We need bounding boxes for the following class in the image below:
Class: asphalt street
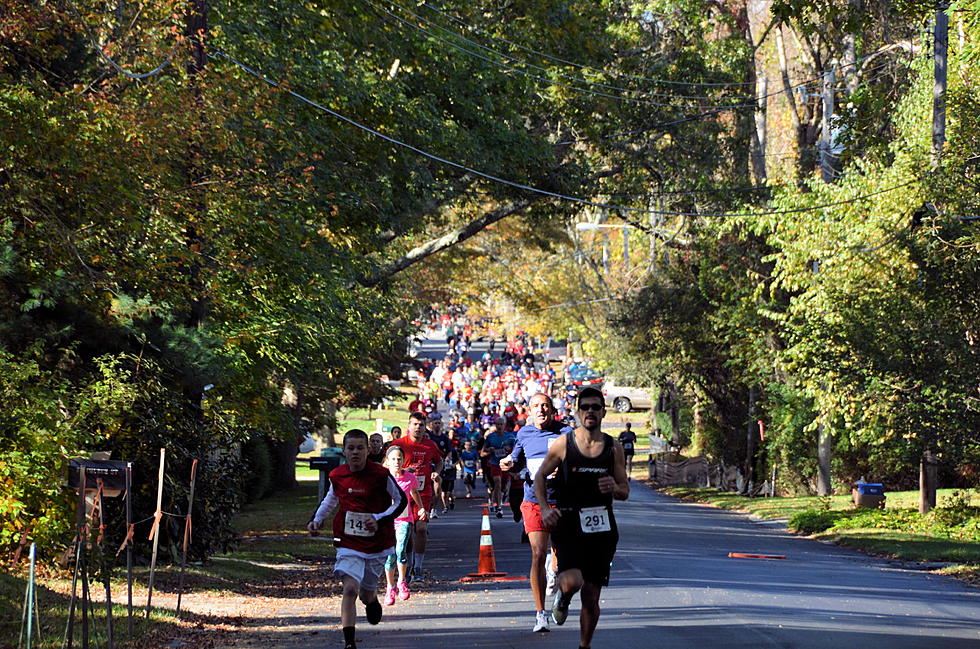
[351,483,979,649]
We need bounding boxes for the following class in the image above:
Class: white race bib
[526,438,559,480]
[345,511,374,537]
[579,506,612,534]
[494,447,509,458]
[415,473,426,491]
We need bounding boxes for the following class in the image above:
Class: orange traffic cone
[462,506,508,581]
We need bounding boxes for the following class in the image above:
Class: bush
[788,509,841,534]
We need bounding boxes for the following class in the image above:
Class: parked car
[568,366,604,389]
[602,377,653,413]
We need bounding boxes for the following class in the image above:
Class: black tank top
[556,431,618,537]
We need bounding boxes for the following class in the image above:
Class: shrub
[788,509,840,534]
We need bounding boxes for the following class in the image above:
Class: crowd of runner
[309,316,633,649]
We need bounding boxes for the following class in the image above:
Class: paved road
[219,481,979,649]
[349,483,978,649]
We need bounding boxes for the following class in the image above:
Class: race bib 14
[345,511,375,537]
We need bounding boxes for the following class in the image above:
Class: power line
[419,1,909,92]
[420,1,762,88]
[356,0,761,111]
[64,0,178,80]
[368,0,822,103]
[212,50,916,220]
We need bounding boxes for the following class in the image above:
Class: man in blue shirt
[481,417,515,518]
[500,393,573,633]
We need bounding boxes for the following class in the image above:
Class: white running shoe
[430,509,440,519]
[545,566,557,599]
[533,610,550,633]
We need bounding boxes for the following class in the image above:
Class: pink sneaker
[397,581,410,601]
[384,586,397,606]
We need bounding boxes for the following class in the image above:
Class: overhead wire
[211,49,916,220]
[366,0,822,103]
[356,0,761,111]
[63,0,178,80]
[418,1,911,92]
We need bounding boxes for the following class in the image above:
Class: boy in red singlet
[308,430,407,649]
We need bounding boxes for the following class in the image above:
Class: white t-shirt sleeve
[312,483,339,524]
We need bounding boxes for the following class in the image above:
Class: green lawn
[662,486,980,584]
[663,486,980,520]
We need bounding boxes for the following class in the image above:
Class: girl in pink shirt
[383,445,425,605]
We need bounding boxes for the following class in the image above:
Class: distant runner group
[308,323,632,649]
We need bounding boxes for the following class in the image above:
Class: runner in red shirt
[389,411,443,577]
[308,430,407,649]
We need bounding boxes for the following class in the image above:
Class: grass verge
[661,486,980,586]
[1,482,334,649]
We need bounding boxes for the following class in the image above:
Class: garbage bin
[852,482,886,509]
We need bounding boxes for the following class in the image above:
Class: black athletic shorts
[463,473,476,487]
[552,524,618,586]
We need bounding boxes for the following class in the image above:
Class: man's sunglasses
[578,403,604,412]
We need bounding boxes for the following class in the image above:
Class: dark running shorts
[552,525,618,587]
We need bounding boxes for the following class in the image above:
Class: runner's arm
[499,434,522,471]
[409,485,425,516]
[610,441,630,501]
[308,483,339,534]
[533,435,566,506]
[374,474,408,526]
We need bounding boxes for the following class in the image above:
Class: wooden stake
[176,459,199,615]
[125,464,133,638]
[145,449,166,617]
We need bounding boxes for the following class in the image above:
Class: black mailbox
[309,456,342,472]
[68,458,130,496]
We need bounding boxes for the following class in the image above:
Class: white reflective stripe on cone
[480,535,493,546]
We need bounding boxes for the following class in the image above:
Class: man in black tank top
[533,387,630,649]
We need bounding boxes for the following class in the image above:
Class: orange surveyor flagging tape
[459,506,527,583]
[728,552,787,560]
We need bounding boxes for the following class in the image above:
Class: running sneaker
[449,501,455,510]
[366,598,383,625]
[384,586,396,606]
[551,589,569,626]
[495,507,503,519]
[441,507,449,514]
[545,566,557,599]
[397,580,410,601]
[533,610,551,633]
[430,509,440,519]
[344,643,357,649]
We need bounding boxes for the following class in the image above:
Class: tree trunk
[816,416,832,495]
[919,449,938,514]
[669,380,681,448]
[319,399,339,448]
[743,386,757,494]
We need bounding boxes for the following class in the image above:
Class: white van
[601,377,653,413]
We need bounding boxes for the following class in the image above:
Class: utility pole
[820,65,837,183]
[932,2,949,166]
